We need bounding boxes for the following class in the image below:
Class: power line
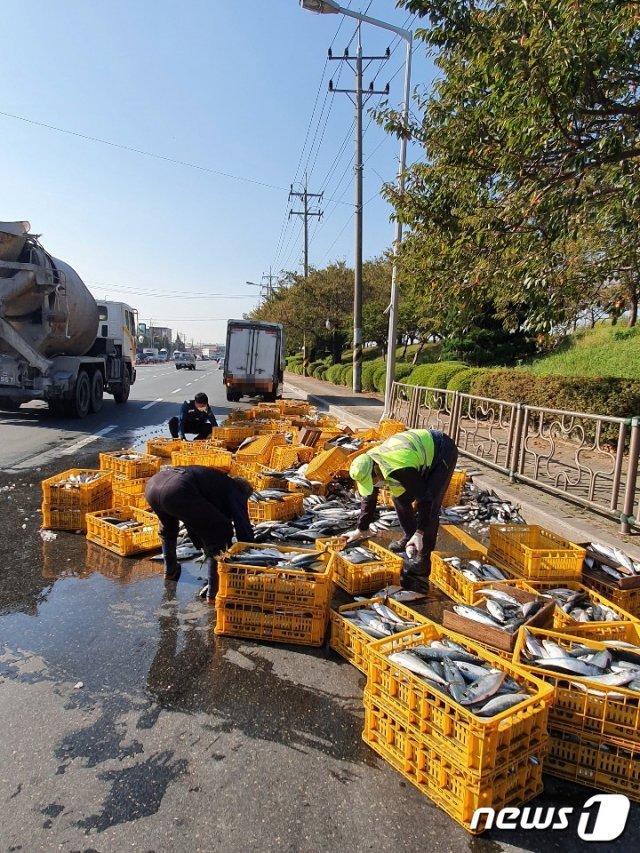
[0,109,288,192]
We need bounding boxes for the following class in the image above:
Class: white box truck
[223,320,285,402]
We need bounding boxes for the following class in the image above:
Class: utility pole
[329,33,389,393]
[262,267,276,299]
[290,176,323,375]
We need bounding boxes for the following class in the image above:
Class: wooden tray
[579,542,640,590]
[442,583,555,653]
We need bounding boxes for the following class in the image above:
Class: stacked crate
[41,468,113,532]
[214,543,334,646]
[364,622,553,833]
[487,525,585,582]
[329,597,429,673]
[318,538,402,595]
[513,626,640,801]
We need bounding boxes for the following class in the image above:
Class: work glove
[345,529,366,545]
[405,531,424,559]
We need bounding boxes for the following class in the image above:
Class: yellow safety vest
[368,429,435,497]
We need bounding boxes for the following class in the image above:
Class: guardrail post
[621,417,640,534]
[510,404,526,481]
[611,420,627,512]
[450,391,461,442]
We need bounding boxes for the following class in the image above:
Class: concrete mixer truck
[0,221,137,417]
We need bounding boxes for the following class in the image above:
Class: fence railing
[388,381,640,534]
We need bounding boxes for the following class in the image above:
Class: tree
[375,1,640,333]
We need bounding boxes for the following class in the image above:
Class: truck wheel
[263,392,276,403]
[90,371,104,413]
[226,391,240,402]
[114,368,131,404]
[69,370,91,418]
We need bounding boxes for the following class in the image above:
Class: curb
[283,380,380,429]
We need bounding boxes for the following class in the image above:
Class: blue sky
[2,1,433,345]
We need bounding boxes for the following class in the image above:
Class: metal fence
[388,382,640,534]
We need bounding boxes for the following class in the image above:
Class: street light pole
[300,0,412,412]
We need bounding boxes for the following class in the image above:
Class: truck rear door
[226,324,253,379]
[252,327,278,382]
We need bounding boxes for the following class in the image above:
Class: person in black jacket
[145,466,254,600]
[168,392,218,440]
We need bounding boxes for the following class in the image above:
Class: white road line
[60,425,117,456]
[142,398,163,410]
[171,388,182,394]
[185,382,193,387]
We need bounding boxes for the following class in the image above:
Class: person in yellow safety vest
[346,428,458,586]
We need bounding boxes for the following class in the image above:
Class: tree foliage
[377,1,640,328]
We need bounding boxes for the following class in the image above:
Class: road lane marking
[171,388,182,394]
[60,425,117,456]
[142,398,163,410]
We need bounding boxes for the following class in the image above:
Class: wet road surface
[0,444,638,851]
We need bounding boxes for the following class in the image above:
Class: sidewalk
[284,371,640,558]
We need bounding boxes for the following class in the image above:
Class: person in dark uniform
[144,465,254,600]
[168,392,218,440]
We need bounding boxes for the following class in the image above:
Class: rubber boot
[162,537,181,582]
[198,554,218,603]
[401,554,431,591]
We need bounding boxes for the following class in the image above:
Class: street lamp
[300,1,412,413]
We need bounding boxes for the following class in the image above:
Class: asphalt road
[0,361,237,472]
[0,373,637,852]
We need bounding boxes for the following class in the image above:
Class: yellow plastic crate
[327,539,403,596]
[353,427,380,441]
[513,626,640,745]
[251,403,281,417]
[41,504,87,532]
[377,488,395,508]
[367,623,553,776]
[171,448,233,471]
[363,695,545,835]
[214,596,328,647]
[582,573,640,618]
[546,729,640,801]
[236,434,287,465]
[99,450,161,479]
[276,400,312,416]
[442,470,467,507]
[431,550,522,605]
[41,468,113,512]
[488,524,585,581]
[526,580,638,630]
[269,445,300,471]
[85,507,161,556]
[561,621,640,644]
[296,445,317,464]
[210,425,259,448]
[216,542,333,608]
[145,437,184,458]
[304,446,350,484]
[377,419,405,439]
[112,476,151,510]
[330,598,429,673]
[247,492,304,523]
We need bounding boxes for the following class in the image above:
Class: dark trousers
[145,467,233,559]
[168,416,212,440]
[392,431,458,560]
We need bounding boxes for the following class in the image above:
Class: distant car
[175,352,196,370]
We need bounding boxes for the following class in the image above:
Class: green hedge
[326,364,344,385]
[339,364,353,387]
[447,368,489,394]
[471,370,640,419]
[405,364,438,388]
[373,362,387,394]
